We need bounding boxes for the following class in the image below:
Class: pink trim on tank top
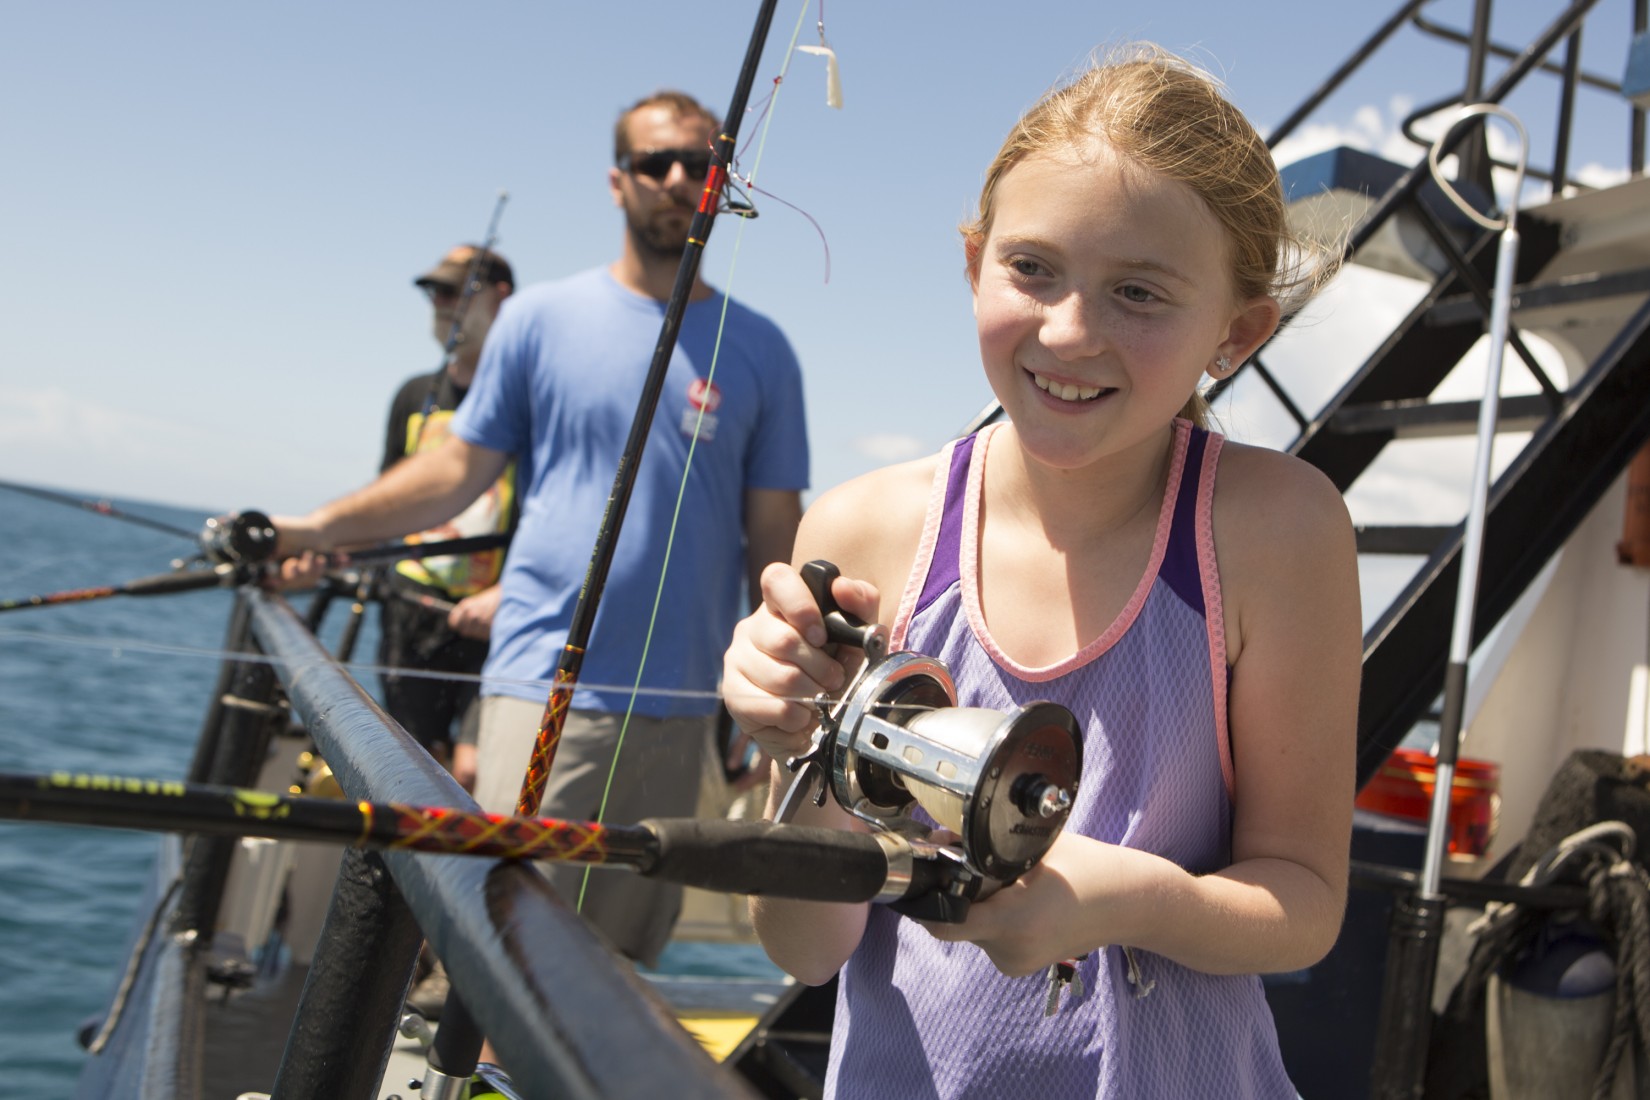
[959,421,1190,682]
[1195,432,1235,796]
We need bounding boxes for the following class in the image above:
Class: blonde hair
[961,45,1330,427]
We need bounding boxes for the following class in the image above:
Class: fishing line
[0,625,933,714]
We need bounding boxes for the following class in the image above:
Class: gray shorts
[473,694,711,968]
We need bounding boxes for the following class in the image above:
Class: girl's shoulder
[1210,439,1358,632]
[798,452,947,617]
[1212,439,1352,544]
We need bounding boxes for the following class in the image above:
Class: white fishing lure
[797,43,842,109]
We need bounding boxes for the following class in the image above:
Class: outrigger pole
[1370,105,1530,1100]
[0,769,948,905]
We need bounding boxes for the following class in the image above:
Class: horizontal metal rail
[244,588,752,1100]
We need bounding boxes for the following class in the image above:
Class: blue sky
[2,1,1639,518]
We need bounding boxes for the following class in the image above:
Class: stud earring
[1215,355,1232,376]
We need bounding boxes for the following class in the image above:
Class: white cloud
[0,387,366,514]
[1271,95,1422,167]
[1574,162,1631,191]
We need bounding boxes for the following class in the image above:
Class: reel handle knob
[1012,773,1074,819]
[800,559,888,662]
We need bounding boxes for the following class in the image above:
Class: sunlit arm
[733,470,932,985]
[273,434,509,556]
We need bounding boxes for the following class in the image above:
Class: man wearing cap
[376,245,516,787]
[272,89,808,970]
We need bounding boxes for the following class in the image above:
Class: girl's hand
[915,832,1127,978]
[723,561,880,761]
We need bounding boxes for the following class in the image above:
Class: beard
[626,202,694,260]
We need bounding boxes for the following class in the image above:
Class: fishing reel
[196,510,277,567]
[776,561,1082,920]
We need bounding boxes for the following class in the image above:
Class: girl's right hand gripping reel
[775,560,1083,921]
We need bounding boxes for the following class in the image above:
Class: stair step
[1354,525,1455,555]
[1426,266,1650,327]
[1330,393,1553,438]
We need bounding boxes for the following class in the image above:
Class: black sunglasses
[619,147,714,182]
[419,282,461,302]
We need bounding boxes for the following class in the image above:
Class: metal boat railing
[83,586,751,1100]
[246,588,750,1099]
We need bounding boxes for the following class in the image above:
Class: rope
[1455,821,1650,1097]
[1586,850,1650,1098]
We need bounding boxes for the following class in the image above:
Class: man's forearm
[279,436,508,554]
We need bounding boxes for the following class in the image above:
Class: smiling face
[971,142,1275,472]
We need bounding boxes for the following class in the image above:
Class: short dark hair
[614,91,720,164]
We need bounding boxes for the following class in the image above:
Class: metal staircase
[1217,0,1650,790]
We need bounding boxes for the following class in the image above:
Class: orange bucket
[1356,748,1501,857]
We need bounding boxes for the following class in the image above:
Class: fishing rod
[0,769,980,913]
[0,516,509,615]
[411,192,511,452]
[194,511,509,571]
[391,587,456,615]
[285,533,510,572]
[436,191,509,372]
[0,564,236,613]
[512,0,782,819]
[0,478,199,540]
[407,7,789,1090]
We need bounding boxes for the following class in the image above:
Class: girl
[723,46,1360,1099]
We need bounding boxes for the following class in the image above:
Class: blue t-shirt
[451,267,809,716]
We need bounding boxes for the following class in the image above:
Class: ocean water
[0,491,247,1090]
[0,488,781,1092]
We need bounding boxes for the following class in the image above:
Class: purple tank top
[824,420,1297,1099]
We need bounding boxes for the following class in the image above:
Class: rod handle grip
[122,567,232,597]
[642,818,889,902]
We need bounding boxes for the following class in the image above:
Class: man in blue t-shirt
[274,90,809,968]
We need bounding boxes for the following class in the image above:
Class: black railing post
[1552,28,1582,197]
[270,848,423,1100]
[185,591,257,784]
[174,606,283,937]
[1369,894,1450,1098]
[1635,0,1648,174]
[1456,0,1497,196]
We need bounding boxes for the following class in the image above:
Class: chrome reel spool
[778,561,1082,883]
[825,650,1081,880]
